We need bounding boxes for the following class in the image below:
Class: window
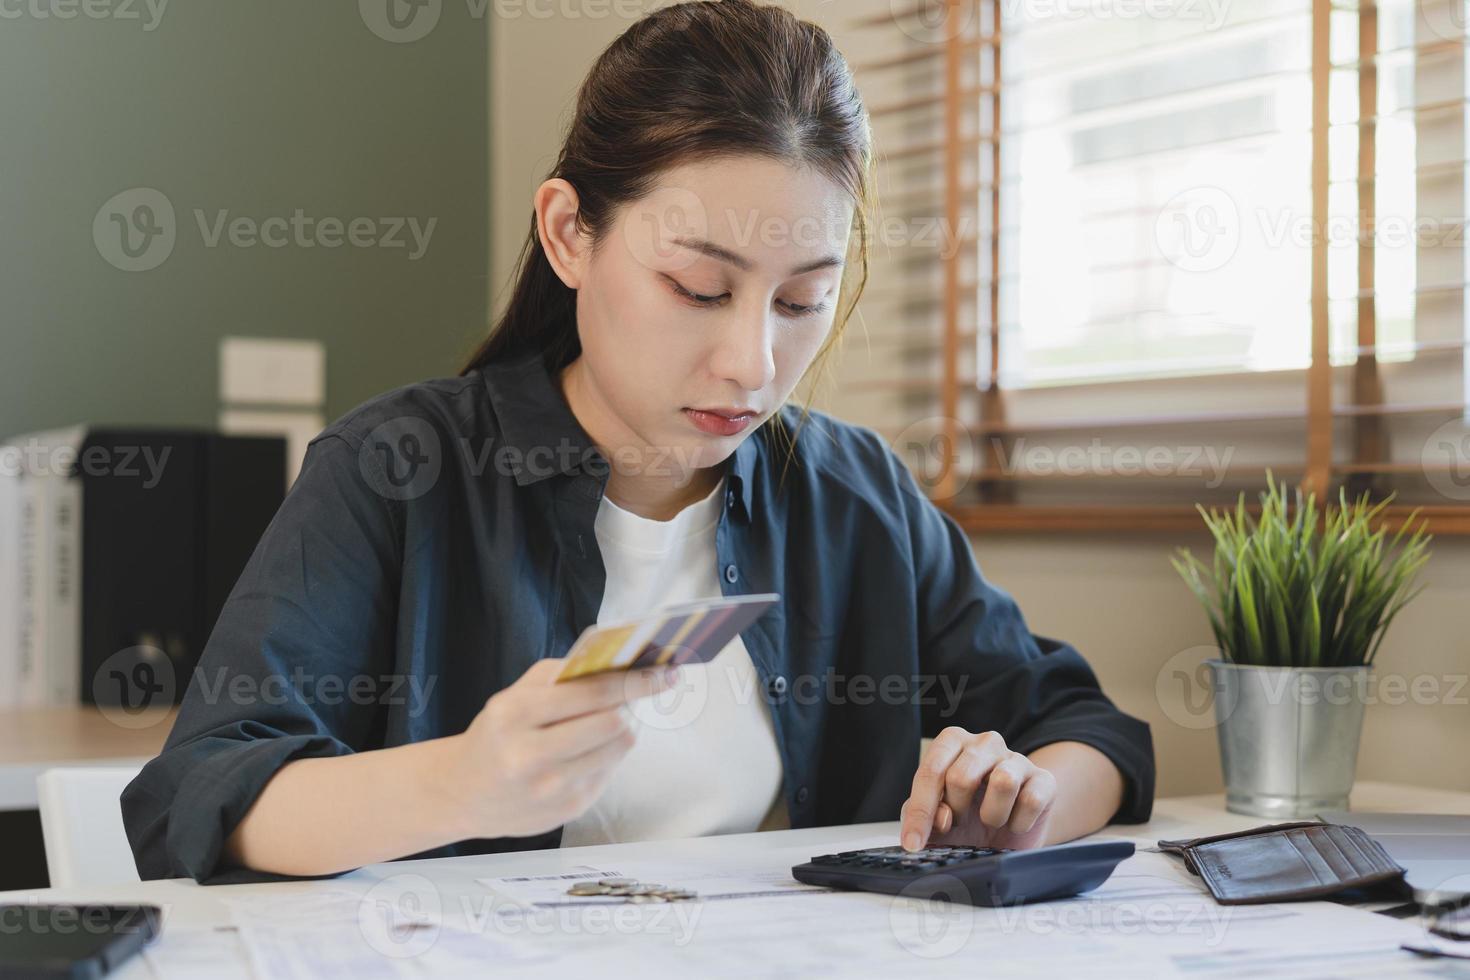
[829,0,1470,533]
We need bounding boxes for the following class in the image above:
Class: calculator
[791,839,1135,906]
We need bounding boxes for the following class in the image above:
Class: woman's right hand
[443,656,681,840]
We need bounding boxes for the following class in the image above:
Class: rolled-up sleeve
[121,431,403,884]
[892,452,1156,825]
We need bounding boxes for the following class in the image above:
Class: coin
[567,882,606,896]
[598,877,636,887]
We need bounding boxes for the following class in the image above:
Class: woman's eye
[666,277,830,318]
[668,279,727,306]
[779,300,829,318]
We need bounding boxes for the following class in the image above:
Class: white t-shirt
[559,473,790,847]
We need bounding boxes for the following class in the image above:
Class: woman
[122,0,1153,885]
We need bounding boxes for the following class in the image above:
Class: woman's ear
[535,178,589,290]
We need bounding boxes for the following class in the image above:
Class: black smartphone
[0,904,161,979]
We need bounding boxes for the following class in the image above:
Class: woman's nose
[708,308,777,392]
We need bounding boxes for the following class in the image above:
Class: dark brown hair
[458,0,873,463]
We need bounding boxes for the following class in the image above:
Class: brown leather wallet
[1157,820,1410,905]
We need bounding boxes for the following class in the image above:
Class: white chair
[37,766,144,888]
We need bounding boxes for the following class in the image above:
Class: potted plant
[1172,475,1432,817]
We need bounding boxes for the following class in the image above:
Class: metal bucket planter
[1208,660,1371,818]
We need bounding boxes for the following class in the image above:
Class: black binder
[75,429,285,707]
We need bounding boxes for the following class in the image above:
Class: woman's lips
[683,408,756,436]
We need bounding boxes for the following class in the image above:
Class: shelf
[0,705,177,812]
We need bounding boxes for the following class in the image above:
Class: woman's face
[540,155,854,484]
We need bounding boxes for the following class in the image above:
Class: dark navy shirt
[121,350,1155,884]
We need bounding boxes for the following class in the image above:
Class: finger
[900,728,968,851]
[1006,769,1057,835]
[556,721,639,784]
[528,703,637,763]
[528,665,678,726]
[941,739,1009,827]
[936,802,953,834]
[977,755,1033,829]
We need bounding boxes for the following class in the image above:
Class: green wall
[0,0,490,436]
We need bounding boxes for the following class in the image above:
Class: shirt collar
[478,350,758,523]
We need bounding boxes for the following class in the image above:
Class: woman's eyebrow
[671,235,843,276]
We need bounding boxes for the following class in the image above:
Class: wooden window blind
[830,0,1470,534]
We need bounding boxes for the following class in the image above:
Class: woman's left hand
[899,727,1057,853]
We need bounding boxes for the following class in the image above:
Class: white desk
[3,780,1467,977]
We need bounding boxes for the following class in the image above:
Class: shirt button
[767,673,788,698]
[724,563,739,584]
[796,786,810,805]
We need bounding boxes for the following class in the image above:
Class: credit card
[555,593,780,682]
